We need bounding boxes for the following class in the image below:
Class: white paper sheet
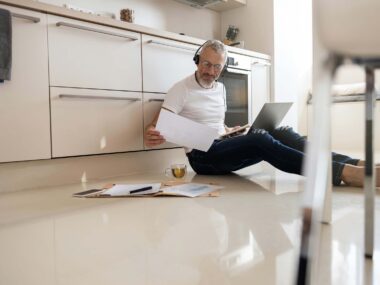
[162,183,223,198]
[156,109,219,152]
[102,183,161,196]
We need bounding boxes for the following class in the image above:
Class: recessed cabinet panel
[50,87,144,157]
[143,93,179,150]
[48,15,142,91]
[251,60,271,118]
[142,35,197,93]
[0,5,50,163]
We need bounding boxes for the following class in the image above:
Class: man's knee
[248,128,272,144]
[271,126,294,140]
[251,128,268,135]
[273,126,293,134]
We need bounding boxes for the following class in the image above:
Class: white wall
[220,0,274,56]
[39,0,221,40]
[273,0,312,133]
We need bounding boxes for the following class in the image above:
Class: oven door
[218,68,252,127]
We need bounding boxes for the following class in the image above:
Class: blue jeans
[186,127,359,186]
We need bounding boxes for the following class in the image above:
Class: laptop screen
[248,102,293,132]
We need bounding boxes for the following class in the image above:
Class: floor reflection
[220,230,262,275]
[0,169,378,284]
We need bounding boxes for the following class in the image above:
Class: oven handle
[252,60,271,66]
[226,68,252,75]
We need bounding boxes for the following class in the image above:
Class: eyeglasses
[199,60,223,71]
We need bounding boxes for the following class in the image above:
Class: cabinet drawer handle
[56,22,139,41]
[59,94,141,101]
[12,13,40,23]
[147,40,197,52]
[148,99,164,102]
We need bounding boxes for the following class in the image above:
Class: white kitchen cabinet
[142,35,197,93]
[0,5,50,163]
[48,15,142,91]
[143,93,179,150]
[50,87,143,157]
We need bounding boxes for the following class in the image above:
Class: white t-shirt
[162,73,227,142]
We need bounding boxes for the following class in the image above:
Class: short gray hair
[199,40,228,60]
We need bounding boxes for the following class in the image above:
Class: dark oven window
[219,70,249,127]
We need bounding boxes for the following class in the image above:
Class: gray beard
[199,79,214,89]
[198,76,215,89]
[195,71,216,89]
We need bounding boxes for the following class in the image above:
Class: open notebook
[73,182,223,198]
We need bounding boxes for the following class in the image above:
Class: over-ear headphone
[193,40,229,74]
[193,41,207,65]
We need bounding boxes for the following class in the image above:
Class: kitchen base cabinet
[50,87,144,157]
[0,5,50,163]
[48,15,142,91]
[142,35,197,93]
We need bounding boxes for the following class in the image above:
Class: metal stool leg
[364,66,376,258]
[321,166,332,225]
[296,54,341,285]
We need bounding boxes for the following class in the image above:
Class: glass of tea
[165,164,187,179]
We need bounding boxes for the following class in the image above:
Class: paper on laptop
[156,109,219,152]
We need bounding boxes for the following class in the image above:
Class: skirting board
[0,148,188,193]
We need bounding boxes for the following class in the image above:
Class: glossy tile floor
[0,163,378,285]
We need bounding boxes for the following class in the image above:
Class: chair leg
[296,53,341,285]
[321,170,332,224]
[364,66,376,258]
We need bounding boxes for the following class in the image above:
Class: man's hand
[221,124,249,139]
[144,125,166,147]
[230,125,242,132]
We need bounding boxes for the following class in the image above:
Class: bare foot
[341,165,380,187]
[357,160,380,167]
[357,160,364,166]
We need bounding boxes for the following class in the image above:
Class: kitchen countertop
[0,0,270,60]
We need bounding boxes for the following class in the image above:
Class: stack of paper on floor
[73,183,222,198]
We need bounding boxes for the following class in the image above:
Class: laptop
[221,102,293,138]
[248,102,293,132]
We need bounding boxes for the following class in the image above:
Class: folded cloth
[332,83,366,96]
[309,82,379,98]
[0,8,12,81]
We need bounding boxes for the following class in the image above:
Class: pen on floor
[129,186,153,194]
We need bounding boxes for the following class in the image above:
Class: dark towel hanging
[0,8,12,82]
